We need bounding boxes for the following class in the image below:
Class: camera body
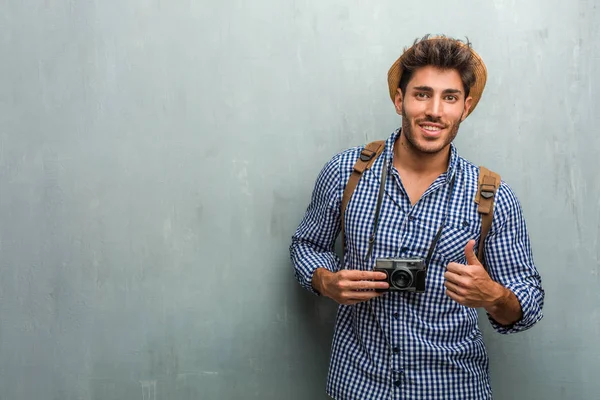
[373,257,427,293]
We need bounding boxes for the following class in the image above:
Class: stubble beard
[401,107,462,155]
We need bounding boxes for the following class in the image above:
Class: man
[289,35,544,400]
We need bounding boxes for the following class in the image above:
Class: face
[394,66,472,155]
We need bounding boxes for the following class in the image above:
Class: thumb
[464,239,481,266]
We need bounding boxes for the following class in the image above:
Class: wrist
[312,268,331,296]
[484,283,523,326]
[487,282,509,310]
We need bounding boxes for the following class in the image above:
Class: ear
[461,96,473,121]
[394,88,403,116]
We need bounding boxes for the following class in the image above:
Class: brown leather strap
[341,141,386,245]
[474,166,501,269]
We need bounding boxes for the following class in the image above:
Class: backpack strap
[474,166,501,269]
[341,140,386,245]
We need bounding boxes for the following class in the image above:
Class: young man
[290,35,544,399]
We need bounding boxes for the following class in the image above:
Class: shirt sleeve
[483,183,545,334]
[289,153,344,295]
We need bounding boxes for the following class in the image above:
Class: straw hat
[387,37,487,118]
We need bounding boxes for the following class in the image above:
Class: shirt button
[392,347,400,354]
[392,313,399,319]
[394,379,401,387]
[400,246,409,253]
[408,215,415,221]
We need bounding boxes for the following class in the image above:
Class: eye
[445,95,458,101]
[415,92,429,99]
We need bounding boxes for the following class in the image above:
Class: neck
[393,132,451,176]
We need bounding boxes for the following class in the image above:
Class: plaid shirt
[290,129,544,400]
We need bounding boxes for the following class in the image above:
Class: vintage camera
[373,258,427,293]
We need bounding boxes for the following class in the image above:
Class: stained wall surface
[0,1,598,399]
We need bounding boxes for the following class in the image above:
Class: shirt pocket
[432,219,479,264]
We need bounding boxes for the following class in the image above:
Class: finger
[346,290,385,301]
[446,262,465,274]
[464,239,482,266]
[445,288,463,304]
[341,270,388,281]
[338,290,382,305]
[347,280,390,291]
[444,271,467,286]
[444,280,465,296]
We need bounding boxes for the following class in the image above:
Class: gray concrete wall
[0,1,598,399]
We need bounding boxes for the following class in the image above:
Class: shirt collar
[385,128,459,184]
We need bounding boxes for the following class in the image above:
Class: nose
[425,97,443,120]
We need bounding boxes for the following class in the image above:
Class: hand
[443,240,503,308]
[312,268,389,305]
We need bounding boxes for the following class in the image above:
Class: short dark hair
[398,35,476,98]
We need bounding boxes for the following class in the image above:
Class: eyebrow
[412,86,463,95]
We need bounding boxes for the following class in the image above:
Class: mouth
[418,123,445,137]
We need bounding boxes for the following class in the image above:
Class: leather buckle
[360,149,376,162]
[480,184,495,199]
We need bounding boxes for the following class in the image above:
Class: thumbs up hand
[463,239,482,267]
[443,240,502,308]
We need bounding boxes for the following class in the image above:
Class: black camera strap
[364,156,456,267]
[364,156,388,261]
[424,174,456,269]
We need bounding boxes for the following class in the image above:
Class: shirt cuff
[294,255,338,296]
[487,281,543,334]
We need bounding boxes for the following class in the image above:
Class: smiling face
[394,65,472,155]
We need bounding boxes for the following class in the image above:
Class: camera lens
[391,269,413,289]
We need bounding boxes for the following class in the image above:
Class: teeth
[422,125,441,131]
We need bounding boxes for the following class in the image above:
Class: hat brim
[387,39,487,118]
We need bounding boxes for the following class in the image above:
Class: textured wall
[0,1,598,399]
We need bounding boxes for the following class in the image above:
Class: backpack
[340,140,501,269]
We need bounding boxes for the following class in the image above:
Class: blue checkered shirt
[290,129,544,400]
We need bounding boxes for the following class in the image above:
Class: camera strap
[363,158,456,268]
[424,174,456,269]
